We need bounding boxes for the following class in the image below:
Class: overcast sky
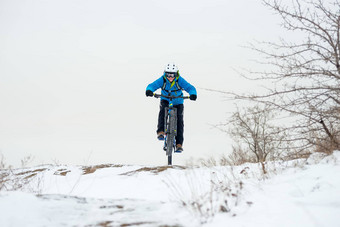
[0,0,287,167]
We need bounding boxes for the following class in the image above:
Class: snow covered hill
[1,152,340,227]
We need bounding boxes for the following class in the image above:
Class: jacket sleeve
[178,77,197,96]
[146,76,164,92]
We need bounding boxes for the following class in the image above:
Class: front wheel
[168,154,172,165]
[166,134,174,165]
[166,109,177,165]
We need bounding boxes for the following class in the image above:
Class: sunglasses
[166,73,176,78]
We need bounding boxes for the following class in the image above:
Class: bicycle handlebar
[153,93,190,100]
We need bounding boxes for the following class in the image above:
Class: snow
[0,152,340,227]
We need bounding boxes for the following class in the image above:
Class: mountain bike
[153,93,190,165]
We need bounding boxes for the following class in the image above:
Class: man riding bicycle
[145,63,197,153]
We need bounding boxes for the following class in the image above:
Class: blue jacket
[146,75,197,105]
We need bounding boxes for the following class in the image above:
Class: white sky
[0,0,286,167]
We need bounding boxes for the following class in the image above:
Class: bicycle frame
[153,93,189,165]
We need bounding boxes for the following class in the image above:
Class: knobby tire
[166,109,177,165]
[166,134,173,165]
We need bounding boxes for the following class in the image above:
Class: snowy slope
[0,152,339,227]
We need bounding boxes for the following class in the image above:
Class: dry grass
[120,165,186,176]
[93,220,180,227]
[0,167,46,193]
[96,221,113,227]
[83,164,124,175]
[54,169,71,176]
[119,222,156,227]
[0,171,9,191]
[313,138,339,155]
[0,153,6,169]
[165,166,248,224]
[194,147,257,168]
[16,168,47,176]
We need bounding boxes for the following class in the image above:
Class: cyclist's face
[167,76,175,82]
[166,72,176,82]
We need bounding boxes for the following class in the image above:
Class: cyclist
[146,63,197,153]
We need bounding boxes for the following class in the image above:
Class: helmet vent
[164,62,178,73]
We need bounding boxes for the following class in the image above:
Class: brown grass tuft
[82,164,124,175]
[120,165,186,176]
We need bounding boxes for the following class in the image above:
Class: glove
[146,90,153,97]
[190,94,197,101]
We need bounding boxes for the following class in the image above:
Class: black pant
[157,100,184,145]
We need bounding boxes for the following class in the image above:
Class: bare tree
[229,0,340,154]
[224,105,289,173]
